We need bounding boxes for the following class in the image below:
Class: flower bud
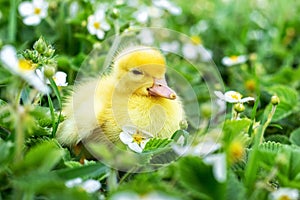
[234,103,245,113]
[110,8,120,19]
[271,95,280,105]
[33,37,48,54]
[44,45,55,57]
[179,120,188,130]
[275,153,287,166]
[43,65,56,78]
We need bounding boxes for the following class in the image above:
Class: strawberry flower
[18,0,48,26]
[119,125,153,153]
[214,91,254,103]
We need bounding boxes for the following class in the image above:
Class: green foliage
[177,156,226,200]
[1,0,300,199]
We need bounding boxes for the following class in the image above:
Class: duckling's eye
[131,69,143,75]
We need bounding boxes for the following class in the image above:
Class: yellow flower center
[34,7,41,15]
[279,195,291,200]
[18,59,35,71]
[230,92,242,100]
[132,131,145,145]
[93,22,101,29]
[191,35,202,45]
[229,55,239,62]
[245,79,256,91]
[229,141,244,162]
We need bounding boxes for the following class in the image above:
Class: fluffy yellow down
[56,46,184,146]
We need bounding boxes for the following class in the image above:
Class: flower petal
[0,45,19,71]
[128,142,143,153]
[23,15,41,26]
[18,2,34,17]
[140,138,150,149]
[240,97,255,103]
[194,141,221,156]
[203,153,226,183]
[23,72,50,94]
[96,30,105,39]
[214,91,225,100]
[101,21,111,31]
[182,43,198,60]
[119,132,132,145]
[65,178,83,188]
[81,179,101,193]
[54,71,68,86]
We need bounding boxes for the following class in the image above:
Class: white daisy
[182,36,212,61]
[0,45,50,94]
[269,188,299,200]
[36,69,68,87]
[18,0,48,26]
[152,0,182,15]
[221,55,247,66]
[203,153,227,183]
[65,178,101,193]
[87,8,110,40]
[160,41,180,54]
[119,125,153,153]
[214,91,255,103]
[173,140,221,157]
[137,29,155,45]
[52,71,68,86]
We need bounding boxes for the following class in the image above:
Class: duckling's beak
[148,78,177,100]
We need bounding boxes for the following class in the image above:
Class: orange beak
[148,77,177,100]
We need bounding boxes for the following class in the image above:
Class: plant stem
[107,168,118,192]
[8,0,18,43]
[14,105,24,162]
[259,105,277,144]
[14,83,25,162]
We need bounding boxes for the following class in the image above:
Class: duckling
[56,46,184,146]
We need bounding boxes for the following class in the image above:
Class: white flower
[53,71,68,86]
[152,0,182,15]
[18,0,48,26]
[65,178,82,188]
[214,90,255,103]
[69,2,79,18]
[36,69,68,86]
[182,36,212,61]
[203,153,227,183]
[87,9,110,40]
[111,191,180,200]
[173,140,221,157]
[0,45,50,94]
[133,5,163,23]
[160,41,180,54]
[221,55,247,66]
[269,188,299,200]
[137,29,155,45]
[65,178,101,193]
[119,125,153,153]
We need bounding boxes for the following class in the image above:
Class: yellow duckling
[56,46,184,146]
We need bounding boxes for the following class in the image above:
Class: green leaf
[223,119,251,143]
[143,138,172,152]
[30,106,53,127]
[177,156,226,200]
[266,85,299,121]
[226,170,246,200]
[13,140,64,175]
[171,129,189,145]
[54,163,108,180]
[0,139,13,165]
[290,127,300,146]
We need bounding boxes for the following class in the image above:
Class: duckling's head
[112,46,176,99]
